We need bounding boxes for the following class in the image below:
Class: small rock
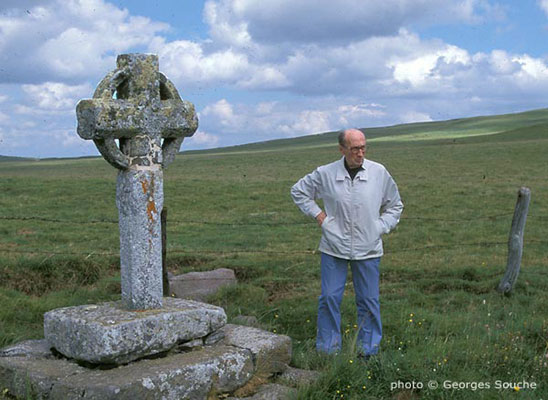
[169,268,237,302]
[277,366,320,387]
[0,340,54,359]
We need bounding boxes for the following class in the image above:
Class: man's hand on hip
[315,211,327,226]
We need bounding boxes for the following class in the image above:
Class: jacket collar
[336,156,368,181]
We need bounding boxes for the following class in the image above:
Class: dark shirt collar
[344,158,364,180]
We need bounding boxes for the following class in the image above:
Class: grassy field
[1,108,547,399]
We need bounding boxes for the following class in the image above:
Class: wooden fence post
[161,207,170,296]
[497,187,531,294]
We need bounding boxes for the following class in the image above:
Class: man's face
[340,130,366,168]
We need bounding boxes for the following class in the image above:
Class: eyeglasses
[343,145,366,154]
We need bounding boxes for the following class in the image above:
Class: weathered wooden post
[497,187,531,294]
[162,207,170,296]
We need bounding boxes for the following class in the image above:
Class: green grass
[1,108,547,399]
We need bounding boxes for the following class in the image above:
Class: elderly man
[291,128,403,356]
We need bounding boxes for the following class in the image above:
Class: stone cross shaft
[76,53,198,310]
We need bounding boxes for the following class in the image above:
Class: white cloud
[0,1,54,11]
[21,82,92,112]
[400,111,433,124]
[0,121,97,157]
[539,0,548,16]
[203,0,253,47]
[150,38,289,91]
[201,99,241,128]
[514,54,548,80]
[1,0,546,158]
[238,66,289,89]
[22,121,37,128]
[196,98,391,147]
[337,104,387,126]
[255,102,277,115]
[143,2,537,104]
[13,105,40,115]
[203,0,502,45]
[0,0,168,83]
[390,44,470,87]
[280,110,331,136]
[150,38,249,87]
[487,50,521,75]
[187,130,220,148]
[55,129,86,148]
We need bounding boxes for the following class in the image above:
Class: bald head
[338,129,366,147]
[339,128,366,168]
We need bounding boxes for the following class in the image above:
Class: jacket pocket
[321,215,335,231]
[321,216,341,247]
[375,219,385,236]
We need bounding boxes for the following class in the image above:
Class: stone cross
[76,53,198,310]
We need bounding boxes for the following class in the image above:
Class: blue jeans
[316,253,382,355]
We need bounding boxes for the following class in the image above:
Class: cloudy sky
[1,0,548,158]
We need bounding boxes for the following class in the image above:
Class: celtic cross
[76,53,198,310]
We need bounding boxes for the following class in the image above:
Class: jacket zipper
[350,178,354,259]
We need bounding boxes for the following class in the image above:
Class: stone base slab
[1,321,298,400]
[0,352,88,399]
[44,298,226,365]
[221,324,292,376]
[0,341,253,400]
[228,383,297,400]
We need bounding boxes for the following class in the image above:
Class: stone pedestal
[49,346,254,399]
[44,298,225,365]
[1,321,298,400]
[0,341,253,400]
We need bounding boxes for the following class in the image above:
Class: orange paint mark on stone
[141,175,157,223]
[147,199,157,222]
[141,179,148,194]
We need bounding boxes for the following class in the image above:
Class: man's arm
[378,172,403,234]
[290,169,325,225]
[315,211,326,226]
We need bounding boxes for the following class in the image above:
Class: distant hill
[3,108,548,161]
[182,107,548,155]
[0,155,35,162]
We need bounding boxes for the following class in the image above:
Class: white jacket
[291,157,403,260]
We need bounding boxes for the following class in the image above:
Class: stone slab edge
[0,341,254,400]
[221,324,292,376]
[44,298,226,364]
